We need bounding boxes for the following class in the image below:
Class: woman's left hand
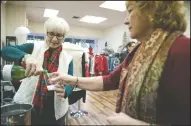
[53,83,65,98]
[107,112,149,125]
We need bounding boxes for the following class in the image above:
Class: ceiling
[8,1,126,30]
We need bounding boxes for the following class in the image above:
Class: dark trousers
[31,93,66,126]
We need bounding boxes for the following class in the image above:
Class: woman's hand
[48,72,76,86]
[24,55,43,77]
[107,112,149,125]
[107,113,131,125]
[53,83,65,98]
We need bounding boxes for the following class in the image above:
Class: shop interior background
[1,1,190,52]
[1,1,190,125]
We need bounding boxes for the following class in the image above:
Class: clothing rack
[62,43,89,124]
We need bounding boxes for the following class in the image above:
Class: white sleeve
[90,56,95,74]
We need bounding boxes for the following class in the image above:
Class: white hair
[44,16,70,36]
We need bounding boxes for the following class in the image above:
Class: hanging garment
[112,57,121,71]
[94,55,109,76]
[94,55,104,76]
[102,55,109,75]
[89,55,95,75]
[68,90,86,105]
[119,50,129,63]
[62,43,87,105]
[68,52,87,104]
[82,52,86,77]
[89,46,93,56]
[108,56,113,73]
[85,63,90,77]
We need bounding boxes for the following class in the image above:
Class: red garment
[94,55,108,76]
[85,63,90,77]
[89,54,93,59]
[102,35,190,125]
[102,55,108,75]
[94,55,104,75]
[89,46,93,56]
[32,47,62,113]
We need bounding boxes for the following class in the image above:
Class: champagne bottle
[2,65,48,81]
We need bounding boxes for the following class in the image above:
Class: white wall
[1,3,6,46]
[68,25,104,39]
[6,4,27,38]
[28,21,45,33]
[3,2,190,52]
[1,3,7,66]
[103,3,190,52]
[28,20,104,39]
[103,24,135,52]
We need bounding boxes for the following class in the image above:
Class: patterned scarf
[32,46,62,113]
[116,29,183,123]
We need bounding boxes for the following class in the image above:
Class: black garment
[119,50,129,63]
[68,90,86,105]
[31,92,66,126]
[89,57,91,73]
[11,80,21,92]
[68,52,87,105]
[82,52,86,77]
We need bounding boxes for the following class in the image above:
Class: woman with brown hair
[49,1,190,125]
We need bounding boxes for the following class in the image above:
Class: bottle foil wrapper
[2,65,13,81]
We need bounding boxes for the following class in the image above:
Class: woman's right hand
[24,55,43,77]
[48,72,77,87]
[49,72,104,91]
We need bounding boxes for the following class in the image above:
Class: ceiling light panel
[79,15,107,24]
[44,9,59,18]
[99,1,126,12]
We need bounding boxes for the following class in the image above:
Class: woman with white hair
[1,17,73,125]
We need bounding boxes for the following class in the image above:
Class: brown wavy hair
[126,1,187,32]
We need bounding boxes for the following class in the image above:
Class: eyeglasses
[47,32,64,40]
